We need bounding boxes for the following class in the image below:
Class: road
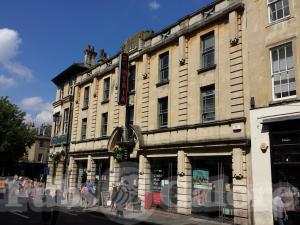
[0,198,153,225]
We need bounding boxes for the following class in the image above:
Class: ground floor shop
[250,103,300,225]
[53,142,249,224]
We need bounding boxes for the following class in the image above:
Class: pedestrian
[86,180,95,207]
[273,189,288,225]
[81,183,88,208]
[110,183,117,211]
[115,182,129,217]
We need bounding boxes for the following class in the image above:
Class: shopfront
[150,157,177,211]
[269,120,300,224]
[191,156,233,220]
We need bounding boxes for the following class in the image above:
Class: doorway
[76,160,87,190]
[270,120,300,225]
[150,157,177,211]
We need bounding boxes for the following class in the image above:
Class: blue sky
[0,0,213,125]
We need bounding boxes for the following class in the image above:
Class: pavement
[93,206,233,225]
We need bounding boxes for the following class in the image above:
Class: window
[63,108,70,134]
[268,0,290,22]
[158,97,168,128]
[201,33,215,68]
[68,80,75,95]
[103,77,110,101]
[271,43,296,99]
[101,113,108,137]
[81,118,87,140]
[38,154,43,163]
[60,87,64,99]
[159,52,169,82]
[126,105,134,126]
[201,85,215,122]
[83,86,90,108]
[39,141,44,148]
[128,65,136,92]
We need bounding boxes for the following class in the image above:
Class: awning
[262,114,300,124]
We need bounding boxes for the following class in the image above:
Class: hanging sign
[118,53,129,105]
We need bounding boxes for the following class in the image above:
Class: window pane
[278,47,286,71]
[289,81,296,92]
[286,44,293,69]
[283,0,290,16]
[272,49,279,73]
[270,3,277,21]
[281,72,288,84]
[276,1,283,19]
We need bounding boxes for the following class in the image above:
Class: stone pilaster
[232,148,249,225]
[87,155,96,183]
[138,155,151,209]
[108,156,120,190]
[177,150,192,214]
[68,158,78,194]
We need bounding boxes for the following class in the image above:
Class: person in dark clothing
[110,183,117,211]
[115,182,129,217]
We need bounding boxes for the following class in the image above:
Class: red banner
[118,53,129,105]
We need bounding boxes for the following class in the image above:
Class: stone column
[108,156,120,190]
[87,155,96,183]
[68,158,78,194]
[138,155,151,209]
[232,148,249,225]
[177,150,192,214]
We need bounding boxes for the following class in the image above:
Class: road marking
[10,210,30,219]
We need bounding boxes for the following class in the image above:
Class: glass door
[151,158,177,211]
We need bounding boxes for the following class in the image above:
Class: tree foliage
[0,96,35,163]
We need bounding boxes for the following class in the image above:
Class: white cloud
[0,75,16,87]
[4,62,32,78]
[21,96,52,126]
[0,28,32,80]
[149,0,160,10]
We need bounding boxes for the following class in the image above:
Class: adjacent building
[48,0,300,225]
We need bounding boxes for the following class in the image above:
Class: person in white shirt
[273,189,288,225]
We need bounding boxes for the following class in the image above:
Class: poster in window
[192,169,209,189]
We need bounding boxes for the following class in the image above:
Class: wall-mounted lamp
[178,172,185,177]
[233,174,243,180]
[139,171,144,175]
[260,143,268,153]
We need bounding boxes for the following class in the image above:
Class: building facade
[248,0,300,224]
[48,0,300,224]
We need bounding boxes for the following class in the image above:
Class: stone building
[248,0,300,224]
[23,124,51,164]
[48,0,300,224]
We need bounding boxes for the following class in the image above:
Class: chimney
[98,48,107,62]
[84,45,97,66]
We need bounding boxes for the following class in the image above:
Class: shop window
[201,32,215,69]
[81,118,87,140]
[128,65,136,92]
[101,113,108,137]
[158,97,168,128]
[159,52,169,83]
[268,0,290,22]
[83,86,90,108]
[38,153,43,162]
[271,42,296,100]
[103,77,110,101]
[201,85,215,122]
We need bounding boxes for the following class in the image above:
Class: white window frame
[268,0,290,23]
[270,42,296,101]
[103,77,110,101]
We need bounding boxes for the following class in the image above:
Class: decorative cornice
[71,136,110,144]
[142,117,246,135]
